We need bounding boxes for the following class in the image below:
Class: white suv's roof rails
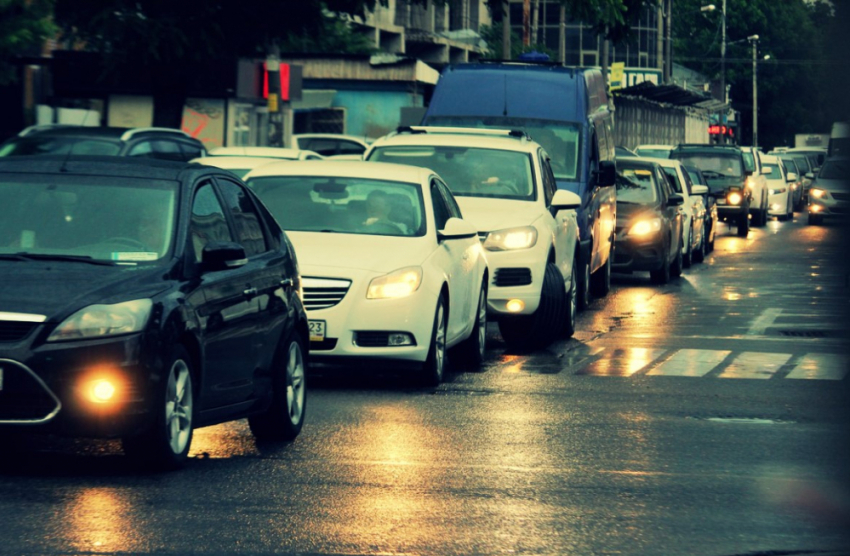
[395,126,530,141]
[121,127,192,141]
[17,124,74,137]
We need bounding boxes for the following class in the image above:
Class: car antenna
[60,102,95,172]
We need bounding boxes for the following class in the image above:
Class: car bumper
[612,232,666,273]
[808,197,850,218]
[0,332,157,438]
[482,246,548,317]
[715,203,748,222]
[768,191,790,215]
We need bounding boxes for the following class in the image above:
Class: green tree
[52,0,389,126]
[0,0,56,86]
[671,0,841,149]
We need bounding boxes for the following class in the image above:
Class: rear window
[670,152,744,180]
[0,137,122,157]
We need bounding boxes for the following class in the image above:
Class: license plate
[308,320,326,342]
[716,198,727,205]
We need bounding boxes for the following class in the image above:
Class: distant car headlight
[367,266,423,299]
[810,187,827,199]
[727,192,743,205]
[47,299,153,342]
[483,226,538,251]
[628,218,662,236]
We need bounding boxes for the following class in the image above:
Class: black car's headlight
[809,187,828,200]
[727,190,744,205]
[628,217,662,236]
[47,299,153,342]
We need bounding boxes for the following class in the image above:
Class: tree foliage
[672,0,846,148]
[0,0,56,85]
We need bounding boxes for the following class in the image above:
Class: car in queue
[0,156,309,470]
[634,144,674,159]
[683,165,718,253]
[740,146,769,227]
[291,134,371,159]
[244,161,489,385]
[778,155,805,210]
[787,154,815,204]
[364,127,583,350]
[0,125,206,161]
[669,145,752,238]
[612,159,685,284]
[807,157,850,224]
[759,154,794,220]
[647,158,707,266]
[190,155,280,179]
[207,146,324,161]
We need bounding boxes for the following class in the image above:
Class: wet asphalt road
[1,214,849,556]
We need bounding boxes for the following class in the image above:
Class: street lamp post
[748,34,759,149]
[702,1,726,143]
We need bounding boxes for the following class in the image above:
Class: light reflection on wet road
[1,216,849,556]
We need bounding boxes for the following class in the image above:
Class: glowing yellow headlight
[89,379,117,403]
[628,218,662,236]
[810,188,827,199]
[506,299,525,312]
[728,192,743,205]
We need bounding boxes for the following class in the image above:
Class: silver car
[807,157,850,224]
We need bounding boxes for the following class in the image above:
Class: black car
[0,125,206,161]
[683,165,718,253]
[0,156,308,469]
[612,159,685,284]
[669,144,752,238]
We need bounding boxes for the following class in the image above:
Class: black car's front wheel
[249,331,307,441]
[122,347,195,471]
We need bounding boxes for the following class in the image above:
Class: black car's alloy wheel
[249,331,307,441]
[122,346,195,471]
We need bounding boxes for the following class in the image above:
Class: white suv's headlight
[367,266,423,299]
[47,299,153,342]
[483,226,538,251]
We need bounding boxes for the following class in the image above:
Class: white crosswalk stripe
[577,348,846,380]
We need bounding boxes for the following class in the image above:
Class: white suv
[365,127,583,349]
[741,146,769,227]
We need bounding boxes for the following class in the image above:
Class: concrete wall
[613,96,709,149]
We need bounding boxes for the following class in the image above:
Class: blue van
[421,62,617,307]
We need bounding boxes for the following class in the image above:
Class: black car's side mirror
[668,194,685,207]
[593,160,617,187]
[201,241,248,272]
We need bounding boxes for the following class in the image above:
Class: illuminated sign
[709,125,734,137]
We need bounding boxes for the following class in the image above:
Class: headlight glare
[367,266,423,299]
[48,299,153,342]
[628,218,662,236]
[810,188,827,199]
[483,226,538,251]
[728,192,743,205]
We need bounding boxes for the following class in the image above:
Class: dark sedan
[0,156,309,469]
[612,160,685,284]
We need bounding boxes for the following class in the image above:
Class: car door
[663,166,692,254]
[430,178,471,344]
[657,166,683,263]
[680,167,704,248]
[588,127,616,272]
[187,181,261,410]
[541,151,575,284]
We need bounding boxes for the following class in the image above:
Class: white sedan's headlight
[628,218,662,236]
[367,267,423,299]
[47,299,153,342]
[483,226,538,251]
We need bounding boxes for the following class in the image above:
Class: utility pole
[502,0,511,59]
[523,0,530,47]
[720,0,726,143]
[665,0,673,83]
[266,47,283,147]
[558,4,566,64]
[750,35,759,149]
[657,2,664,76]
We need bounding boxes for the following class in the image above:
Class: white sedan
[207,146,324,160]
[760,154,794,220]
[244,161,489,385]
[189,155,279,178]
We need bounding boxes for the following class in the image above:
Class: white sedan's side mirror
[438,217,478,241]
[691,185,709,195]
[551,189,582,212]
[786,172,798,182]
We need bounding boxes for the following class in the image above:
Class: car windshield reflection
[248,176,426,237]
[0,177,177,263]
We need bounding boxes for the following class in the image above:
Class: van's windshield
[423,117,581,182]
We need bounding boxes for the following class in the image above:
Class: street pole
[720,0,726,143]
[558,5,566,64]
[665,0,673,82]
[502,0,511,59]
[752,38,758,149]
[266,48,283,148]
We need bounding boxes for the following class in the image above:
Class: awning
[614,81,727,111]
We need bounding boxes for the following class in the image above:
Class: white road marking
[785,353,849,380]
[647,349,731,377]
[747,308,783,336]
[719,352,792,379]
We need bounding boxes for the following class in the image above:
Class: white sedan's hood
[286,231,431,274]
[456,197,542,233]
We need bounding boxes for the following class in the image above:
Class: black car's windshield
[818,159,850,180]
[422,116,581,181]
[369,146,536,201]
[671,153,745,180]
[616,166,657,204]
[0,136,122,157]
[248,176,426,237]
[0,175,178,263]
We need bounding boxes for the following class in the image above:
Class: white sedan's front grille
[302,277,352,310]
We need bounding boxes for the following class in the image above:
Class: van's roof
[424,63,607,124]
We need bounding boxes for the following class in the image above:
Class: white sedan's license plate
[309,320,326,342]
[716,198,727,205]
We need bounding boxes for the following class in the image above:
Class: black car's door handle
[243,287,258,299]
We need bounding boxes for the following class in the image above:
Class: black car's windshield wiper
[5,253,119,266]
[701,170,727,178]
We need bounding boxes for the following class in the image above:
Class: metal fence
[613,95,709,150]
